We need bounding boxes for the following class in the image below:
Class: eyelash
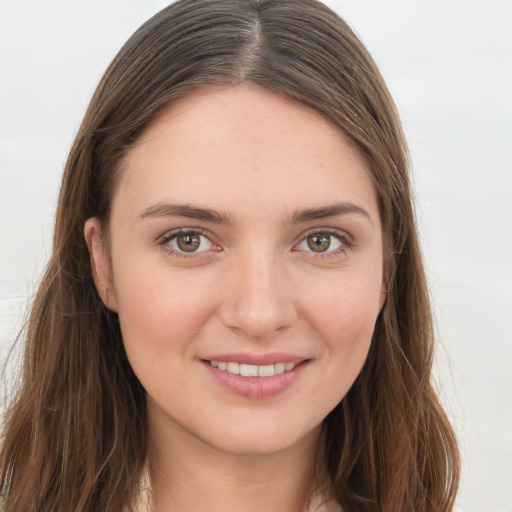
[158,227,353,259]
[158,228,218,259]
[295,228,353,259]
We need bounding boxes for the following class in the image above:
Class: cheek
[308,266,381,336]
[112,265,222,408]
[303,266,381,379]
[112,263,217,361]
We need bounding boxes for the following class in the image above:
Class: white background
[1,1,511,511]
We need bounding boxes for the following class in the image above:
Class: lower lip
[202,360,309,400]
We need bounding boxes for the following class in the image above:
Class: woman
[0,0,459,511]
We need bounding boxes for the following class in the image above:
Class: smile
[204,357,309,399]
[209,361,297,377]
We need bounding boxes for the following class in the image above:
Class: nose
[219,249,298,339]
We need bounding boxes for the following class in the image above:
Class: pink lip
[201,358,310,400]
[201,352,306,366]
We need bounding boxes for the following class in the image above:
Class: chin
[203,421,322,457]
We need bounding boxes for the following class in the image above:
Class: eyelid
[293,227,353,256]
[158,227,221,257]
[157,226,353,259]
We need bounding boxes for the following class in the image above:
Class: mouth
[202,357,310,399]
[208,360,300,377]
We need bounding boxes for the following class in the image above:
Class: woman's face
[86,85,385,455]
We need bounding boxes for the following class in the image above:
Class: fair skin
[85,85,385,512]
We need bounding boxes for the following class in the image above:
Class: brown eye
[306,233,331,252]
[164,231,214,254]
[296,231,346,256]
[176,233,201,252]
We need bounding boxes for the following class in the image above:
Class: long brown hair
[0,0,459,510]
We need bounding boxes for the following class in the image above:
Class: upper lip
[201,353,308,366]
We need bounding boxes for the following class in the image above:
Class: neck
[143,406,327,512]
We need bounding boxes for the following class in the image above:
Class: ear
[84,217,119,312]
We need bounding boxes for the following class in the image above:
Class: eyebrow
[139,202,231,224]
[289,202,372,225]
[139,201,371,225]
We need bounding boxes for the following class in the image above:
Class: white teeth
[210,360,298,377]
[274,362,285,374]
[240,364,258,377]
[258,364,275,377]
[227,362,240,375]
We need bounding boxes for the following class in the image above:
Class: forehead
[114,85,379,223]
